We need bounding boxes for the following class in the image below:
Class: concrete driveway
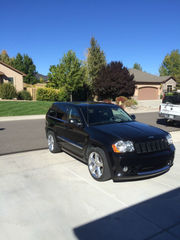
[0,140,180,239]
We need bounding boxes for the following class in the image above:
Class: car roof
[52,102,115,108]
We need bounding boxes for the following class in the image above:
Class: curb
[0,115,45,122]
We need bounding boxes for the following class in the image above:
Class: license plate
[169,115,174,119]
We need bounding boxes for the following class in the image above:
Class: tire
[47,131,61,153]
[87,147,111,181]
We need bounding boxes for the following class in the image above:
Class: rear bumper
[110,145,175,181]
[159,112,180,121]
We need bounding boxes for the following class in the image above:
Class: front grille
[134,139,169,154]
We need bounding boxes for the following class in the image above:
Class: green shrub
[17,90,32,100]
[0,83,17,99]
[36,87,68,101]
[124,98,138,107]
[165,92,174,96]
[58,87,69,101]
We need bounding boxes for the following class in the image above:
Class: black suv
[46,102,175,181]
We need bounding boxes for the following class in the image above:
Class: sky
[0,0,180,76]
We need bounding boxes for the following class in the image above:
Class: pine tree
[133,63,142,71]
[87,37,106,88]
[12,53,37,84]
[0,50,12,65]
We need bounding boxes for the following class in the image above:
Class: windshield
[81,105,133,125]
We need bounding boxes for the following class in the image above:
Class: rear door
[62,105,88,158]
[54,103,69,147]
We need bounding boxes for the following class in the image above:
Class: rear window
[163,95,180,104]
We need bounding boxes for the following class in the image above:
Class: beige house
[0,61,25,92]
[129,69,176,100]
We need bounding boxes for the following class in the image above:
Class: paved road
[0,112,179,155]
[0,119,47,155]
[136,112,180,132]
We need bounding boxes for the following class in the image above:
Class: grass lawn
[0,101,53,116]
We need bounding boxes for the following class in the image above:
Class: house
[129,69,176,100]
[0,61,25,92]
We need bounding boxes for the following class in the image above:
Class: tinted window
[68,106,81,123]
[55,104,67,120]
[81,105,132,125]
[48,109,56,117]
[163,95,180,104]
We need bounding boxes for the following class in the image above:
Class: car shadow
[0,128,5,131]
[156,118,180,128]
[74,187,180,240]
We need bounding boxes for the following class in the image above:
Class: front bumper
[109,144,175,181]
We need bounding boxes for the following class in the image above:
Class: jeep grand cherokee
[45,102,175,181]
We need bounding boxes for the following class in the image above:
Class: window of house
[167,85,172,93]
[8,77,13,83]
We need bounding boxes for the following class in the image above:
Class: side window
[49,109,56,117]
[68,106,81,123]
[56,104,67,121]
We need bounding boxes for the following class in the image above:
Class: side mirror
[69,118,83,127]
[130,114,136,120]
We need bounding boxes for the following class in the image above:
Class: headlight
[112,140,135,153]
[166,134,173,145]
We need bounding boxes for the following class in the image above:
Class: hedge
[17,90,32,100]
[36,87,68,101]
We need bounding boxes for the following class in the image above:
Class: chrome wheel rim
[48,134,54,151]
[88,152,103,179]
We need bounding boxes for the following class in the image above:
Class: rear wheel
[87,147,111,181]
[47,131,61,153]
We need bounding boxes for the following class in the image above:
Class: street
[0,112,180,155]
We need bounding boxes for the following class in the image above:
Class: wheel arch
[84,139,113,178]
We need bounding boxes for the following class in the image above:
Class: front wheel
[87,147,111,181]
[47,131,61,153]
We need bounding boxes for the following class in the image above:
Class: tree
[133,62,142,71]
[12,53,38,84]
[94,61,135,100]
[87,37,106,87]
[0,50,14,65]
[159,49,180,88]
[48,50,86,101]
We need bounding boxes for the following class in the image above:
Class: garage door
[138,87,158,100]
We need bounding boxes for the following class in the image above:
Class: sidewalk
[0,114,45,122]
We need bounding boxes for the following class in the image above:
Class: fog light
[123,166,128,172]
[117,173,121,177]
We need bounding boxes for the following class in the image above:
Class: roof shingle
[129,68,174,83]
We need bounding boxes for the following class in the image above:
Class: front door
[63,106,88,158]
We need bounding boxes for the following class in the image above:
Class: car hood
[90,121,167,142]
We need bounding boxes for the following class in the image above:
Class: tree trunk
[70,92,72,102]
